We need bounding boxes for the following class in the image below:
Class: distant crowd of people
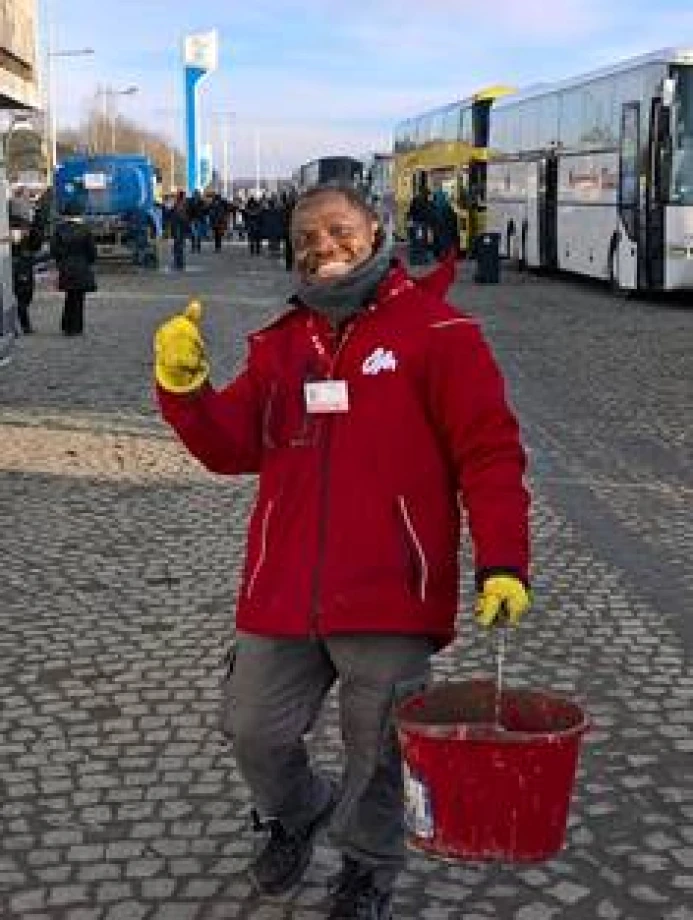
[9,182,455,339]
[163,189,298,272]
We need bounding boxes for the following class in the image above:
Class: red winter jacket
[157,262,529,646]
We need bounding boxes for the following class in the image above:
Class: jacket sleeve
[426,315,530,585]
[156,362,265,475]
[50,230,63,263]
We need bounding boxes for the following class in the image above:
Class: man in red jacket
[155,185,531,920]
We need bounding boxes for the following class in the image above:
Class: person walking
[51,201,97,336]
[154,184,531,920]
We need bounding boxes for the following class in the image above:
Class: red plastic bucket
[395,679,588,862]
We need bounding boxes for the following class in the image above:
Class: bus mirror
[662,78,676,108]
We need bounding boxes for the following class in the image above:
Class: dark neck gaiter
[294,243,394,328]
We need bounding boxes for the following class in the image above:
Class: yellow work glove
[154,299,209,394]
[475,574,531,628]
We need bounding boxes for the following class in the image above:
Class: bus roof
[395,85,515,130]
[493,46,693,111]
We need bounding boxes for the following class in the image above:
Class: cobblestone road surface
[1,244,692,920]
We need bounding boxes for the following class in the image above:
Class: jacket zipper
[309,321,358,635]
[398,496,429,603]
[247,499,275,599]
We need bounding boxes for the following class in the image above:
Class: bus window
[671,66,693,204]
[460,107,472,144]
[443,105,459,141]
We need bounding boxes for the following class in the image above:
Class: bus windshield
[671,66,693,204]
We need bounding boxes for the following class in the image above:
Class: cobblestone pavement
[1,244,692,920]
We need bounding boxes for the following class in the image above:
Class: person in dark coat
[262,196,282,257]
[209,194,229,252]
[170,192,189,271]
[430,189,459,261]
[281,191,297,271]
[243,197,263,256]
[187,191,205,253]
[11,218,44,334]
[407,188,434,265]
[51,201,97,336]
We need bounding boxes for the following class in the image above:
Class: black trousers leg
[62,292,85,335]
[17,297,32,332]
[73,292,85,334]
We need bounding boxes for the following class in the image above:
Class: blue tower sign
[183,31,218,194]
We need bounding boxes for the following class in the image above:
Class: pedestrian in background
[430,188,460,261]
[209,194,229,253]
[11,217,44,334]
[407,187,434,265]
[51,200,97,337]
[244,197,263,256]
[281,190,297,271]
[188,191,205,253]
[170,191,189,271]
[264,196,284,258]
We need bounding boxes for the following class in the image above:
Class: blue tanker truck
[54,154,162,265]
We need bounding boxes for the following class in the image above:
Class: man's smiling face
[291,191,379,282]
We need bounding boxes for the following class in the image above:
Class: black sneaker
[247,792,335,895]
[327,857,393,920]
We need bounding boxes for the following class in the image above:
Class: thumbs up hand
[154,299,210,394]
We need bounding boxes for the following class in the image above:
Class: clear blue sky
[46,0,693,178]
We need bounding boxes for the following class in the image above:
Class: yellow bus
[393,86,513,253]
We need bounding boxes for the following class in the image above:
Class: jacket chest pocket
[262,379,320,449]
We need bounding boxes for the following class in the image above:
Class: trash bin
[475,232,501,283]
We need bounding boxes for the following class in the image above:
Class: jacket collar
[288,258,413,312]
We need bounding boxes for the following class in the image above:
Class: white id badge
[304,380,349,414]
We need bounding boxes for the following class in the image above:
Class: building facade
[1,0,39,351]
[0,0,39,109]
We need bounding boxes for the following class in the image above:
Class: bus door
[539,153,558,269]
[617,101,640,290]
[468,159,487,255]
[645,94,668,289]
[457,167,470,253]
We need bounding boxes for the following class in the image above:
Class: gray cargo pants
[220,631,435,886]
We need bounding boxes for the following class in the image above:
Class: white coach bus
[486,48,693,292]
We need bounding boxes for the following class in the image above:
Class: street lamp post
[96,86,138,153]
[44,46,94,182]
[209,111,236,198]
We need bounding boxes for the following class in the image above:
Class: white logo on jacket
[362,347,397,376]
